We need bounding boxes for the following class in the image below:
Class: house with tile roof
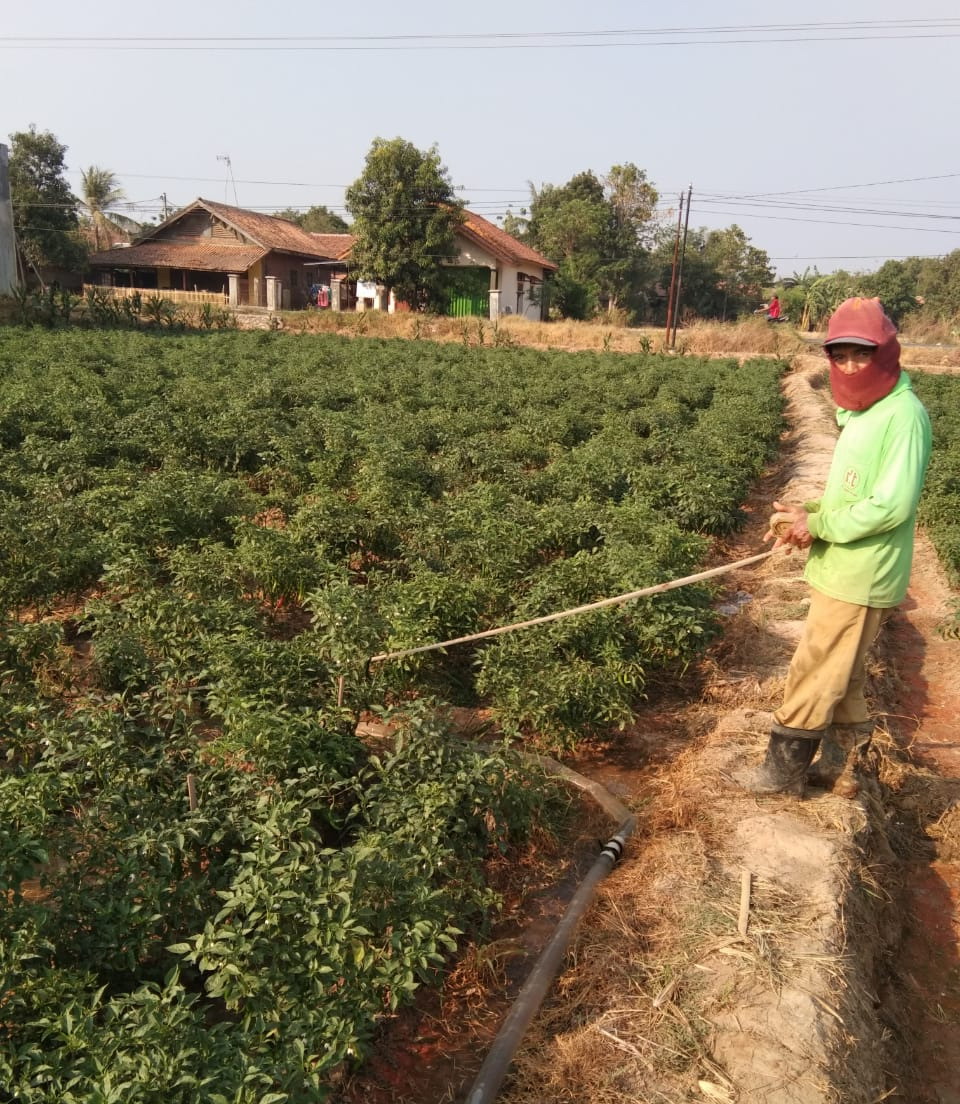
[86,198,349,309]
[313,208,557,320]
[447,209,557,320]
[87,199,556,318]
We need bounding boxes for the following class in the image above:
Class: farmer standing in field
[734,297,932,797]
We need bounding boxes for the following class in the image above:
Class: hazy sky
[4,0,959,277]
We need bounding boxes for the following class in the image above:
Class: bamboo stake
[738,868,752,937]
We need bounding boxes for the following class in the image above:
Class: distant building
[324,209,558,320]
[87,198,347,309]
[86,198,557,318]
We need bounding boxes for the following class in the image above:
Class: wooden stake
[738,869,752,937]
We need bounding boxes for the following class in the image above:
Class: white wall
[500,263,544,320]
[450,234,549,319]
[453,237,497,270]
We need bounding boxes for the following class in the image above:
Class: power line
[694,206,960,235]
[5,35,959,52]
[4,21,960,51]
[62,169,530,196]
[722,171,960,200]
[61,167,960,208]
[696,194,960,223]
[5,17,960,42]
[769,255,946,261]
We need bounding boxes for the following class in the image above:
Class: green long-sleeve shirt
[803,371,932,608]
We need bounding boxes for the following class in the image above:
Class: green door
[445,266,490,317]
[448,290,490,317]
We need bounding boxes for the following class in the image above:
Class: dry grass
[900,345,960,370]
[496,831,728,1104]
[280,310,804,359]
[674,318,805,357]
[899,315,960,345]
[495,802,848,1104]
[280,309,960,367]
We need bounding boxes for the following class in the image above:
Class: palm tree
[80,167,140,251]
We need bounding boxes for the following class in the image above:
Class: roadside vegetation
[9,123,960,340]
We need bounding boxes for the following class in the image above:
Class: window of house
[516,273,542,315]
[290,269,299,287]
[516,273,528,314]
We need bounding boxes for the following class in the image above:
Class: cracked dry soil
[338,354,960,1104]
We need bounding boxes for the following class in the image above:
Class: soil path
[885,533,960,1104]
[338,355,960,1104]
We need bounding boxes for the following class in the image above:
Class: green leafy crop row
[912,372,960,635]
[0,328,785,1099]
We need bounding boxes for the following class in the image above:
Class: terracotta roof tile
[311,214,555,272]
[89,201,555,277]
[198,199,339,257]
[88,239,266,273]
[309,233,355,260]
[460,210,557,272]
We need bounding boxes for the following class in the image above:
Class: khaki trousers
[773,589,885,735]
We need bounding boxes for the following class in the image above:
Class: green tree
[704,225,772,313]
[345,138,464,312]
[860,258,924,325]
[803,271,857,330]
[272,205,350,233]
[601,163,659,317]
[650,223,773,323]
[650,226,718,320]
[780,268,820,330]
[914,251,960,321]
[526,172,611,319]
[80,166,141,251]
[9,125,86,273]
[523,165,658,321]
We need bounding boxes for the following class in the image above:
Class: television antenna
[216,154,238,206]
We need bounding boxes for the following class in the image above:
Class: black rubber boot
[732,730,822,797]
[807,723,873,796]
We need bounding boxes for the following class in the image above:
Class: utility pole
[670,185,693,350]
[160,192,170,221]
[664,192,684,345]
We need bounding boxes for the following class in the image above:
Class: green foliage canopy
[651,223,774,322]
[9,125,87,273]
[345,138,464,311]
[80,166,141,251]
[272,205,350,233]
[521,165,659,320]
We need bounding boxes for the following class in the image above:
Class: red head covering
[824,297,901,411]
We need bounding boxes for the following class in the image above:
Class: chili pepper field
[0,327,791,1101]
